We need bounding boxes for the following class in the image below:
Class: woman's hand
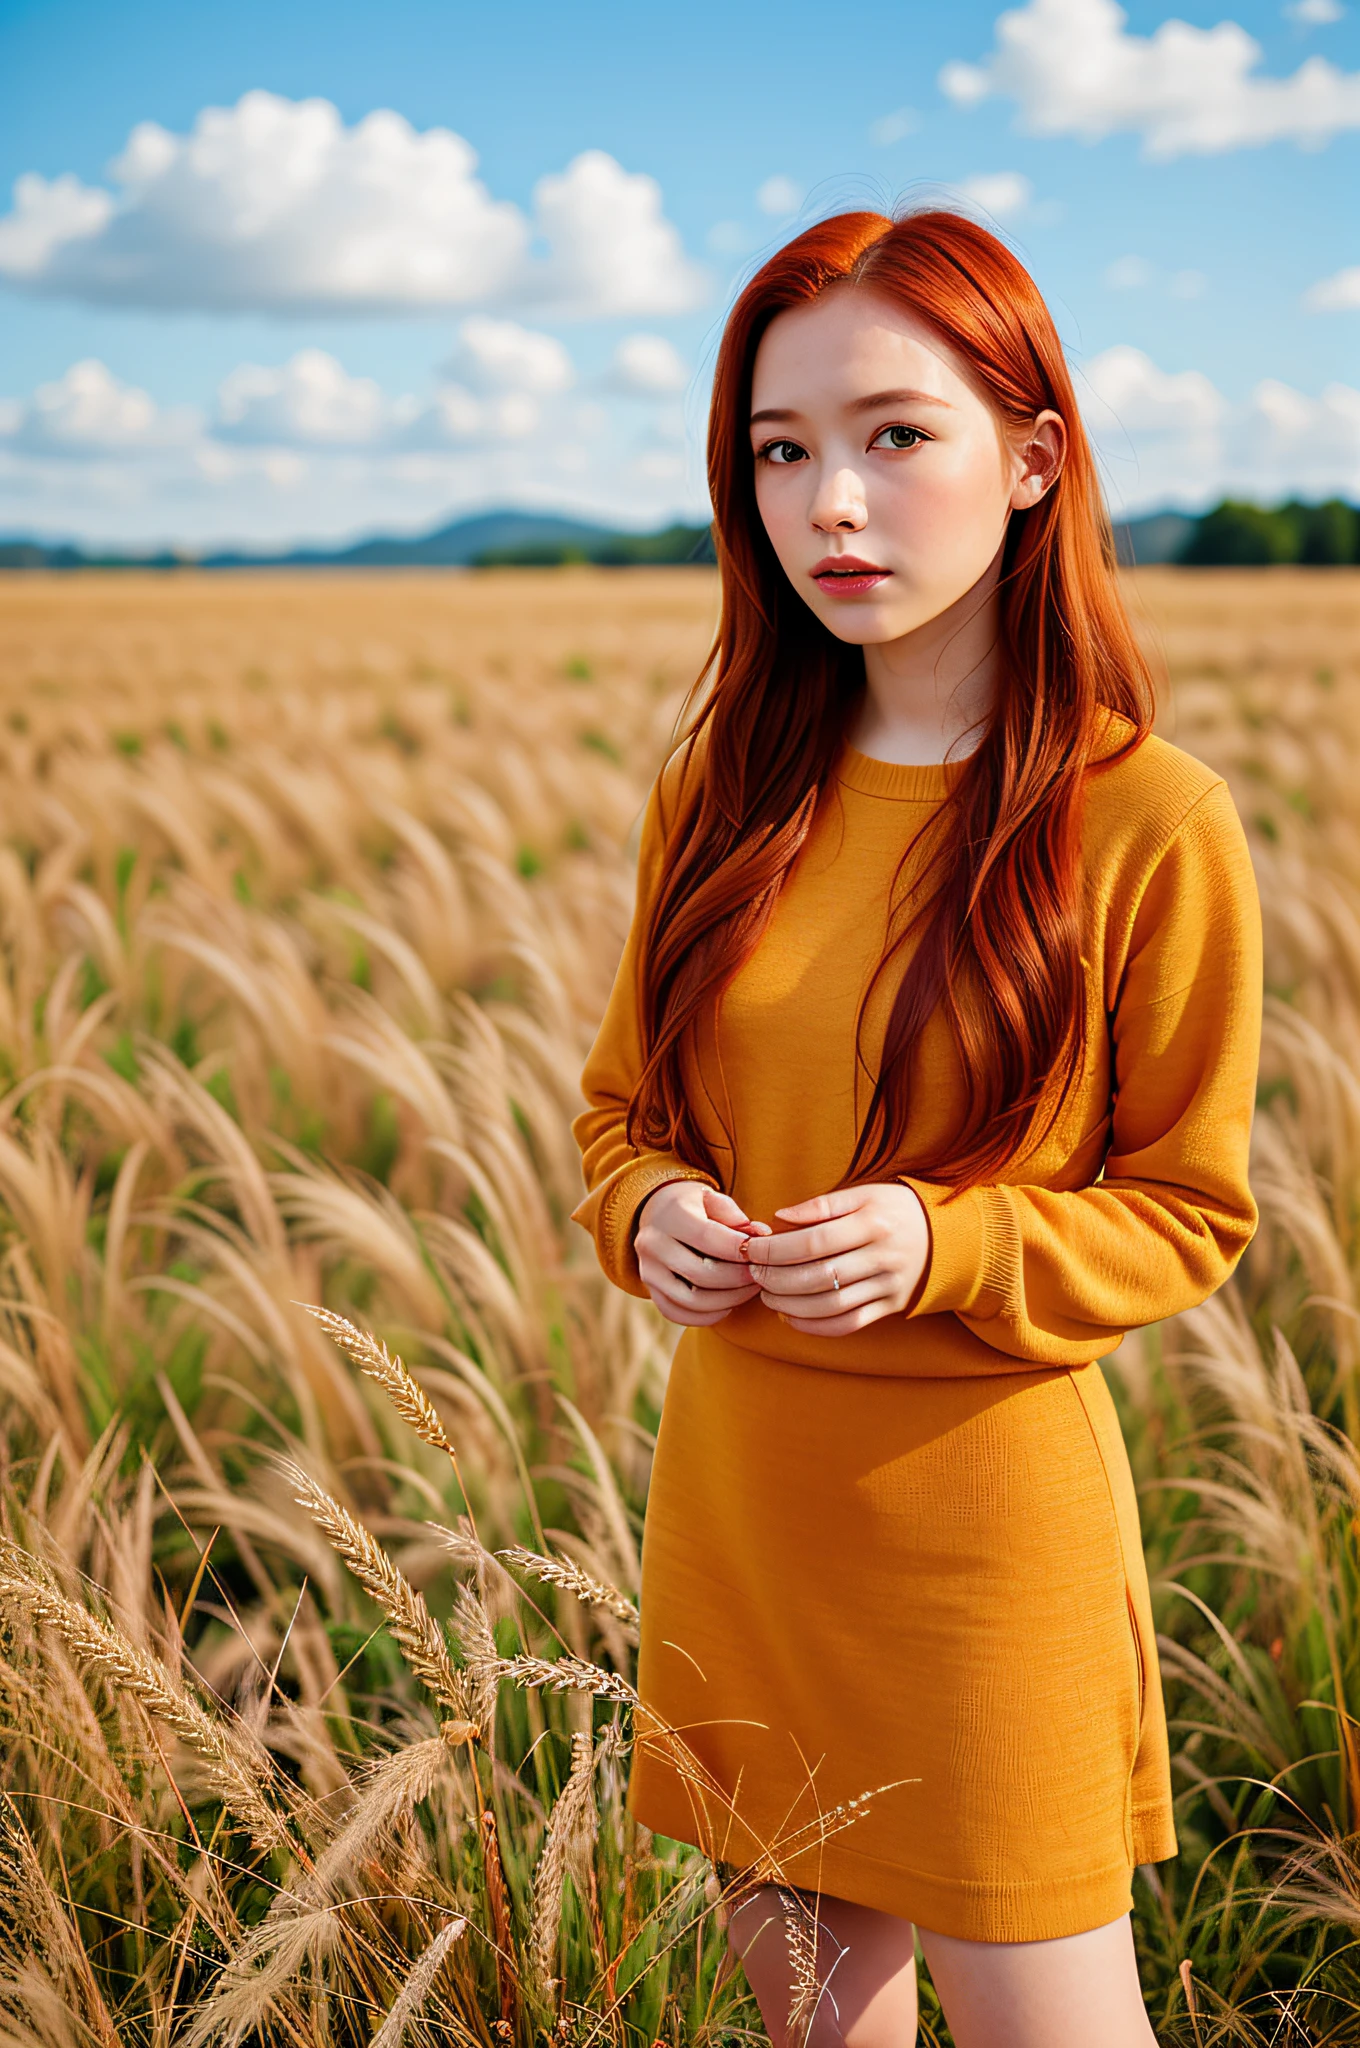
[635,1182,772,1327]
[743,1183,930,1336]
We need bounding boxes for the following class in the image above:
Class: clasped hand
[634,1180,930,1337]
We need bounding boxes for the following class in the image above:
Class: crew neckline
[834,738,971,801]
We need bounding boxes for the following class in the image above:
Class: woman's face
[748,285,1062,646]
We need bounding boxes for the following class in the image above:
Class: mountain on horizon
[0,508,717,572]
[207,507,655,568]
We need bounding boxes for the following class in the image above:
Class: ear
[1010,409,1066,511]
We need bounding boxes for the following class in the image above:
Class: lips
[810,555,892,597]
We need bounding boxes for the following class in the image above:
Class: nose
[810,465,867,533]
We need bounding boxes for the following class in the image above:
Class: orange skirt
[628,1327,1174,1944]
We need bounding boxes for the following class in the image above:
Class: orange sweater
[571,713,1262,1941]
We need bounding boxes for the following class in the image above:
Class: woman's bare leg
[919,1913,1156,2048]
[726,1885,918,2048]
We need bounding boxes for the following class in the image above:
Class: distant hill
[204,508,679,569]
[0,509,714,572]
[2,499,1355,572]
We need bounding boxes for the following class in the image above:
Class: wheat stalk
[299,1304,454,1454]
[283,1461,474,1728]
[527,1729,598,2005]
[452,1579,503,1739]
[371,1917,468,2048]
[0,1798,63,1960]
[777,1886,830,2045]
[499,1544,640,1641]
[183,1904,342,2048]
[480,1803,516,2024]
[182,1737,455,2048]
[498,1654,639,1707]
[302,1735,450,1905]
[0,1555,289,1857]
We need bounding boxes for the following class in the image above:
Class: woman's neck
[847,553,1002,768]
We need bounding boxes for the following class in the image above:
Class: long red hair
[626,209,1155,1191]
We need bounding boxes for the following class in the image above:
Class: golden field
[0,565,1358,2046]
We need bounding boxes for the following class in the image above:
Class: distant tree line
[472,503,1360,570]
[1177,498,1360,566]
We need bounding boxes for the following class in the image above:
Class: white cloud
[0,172,113,277]
[0,359,199,457]
[635,450,687,482]
[1080,344,1360,512]
[757,175,803,218]
[444,318,574,394]
[609,334,689,395]
[1084,344,1223,442]
[405,387,540,447]
[1105,254,1154,289]
[529,150,708,316]
[0,359,712,548]
[869,107,919,145]
[0,92,706,319]
[216,349,402,446]
[706,220,751,255]
[1286,0,1344,23]
[940,0,1360,157]
[1306,264,1360,308]
[1103,254,1207,297]
[957,170,1032,217]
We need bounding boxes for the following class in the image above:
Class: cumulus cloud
[0,346,575,484]
[0,359,199,457]
[444,318,574,394]
[757,175,803,218]
[940,0,1360,156]
[404,387,540,447]
[528,150,708,316]
[1080,344,1360,511]
[1306,264,1360,308]
[214,345,550,451]
[609,334,689,394]
[216,350,404,446]
[956,170,1033,217]
[0,92,707,318]
[0,353,711,547]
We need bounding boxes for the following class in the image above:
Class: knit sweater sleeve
[898,778,1263,1365]
[570,749,719,1297]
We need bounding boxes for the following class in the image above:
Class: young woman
[571,210,1262,2048]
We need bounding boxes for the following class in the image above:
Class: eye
[870,424,929,451]
[756,439,808,465]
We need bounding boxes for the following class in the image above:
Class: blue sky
[1,0,1357,547]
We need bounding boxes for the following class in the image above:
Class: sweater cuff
[571,1155,719,1295]
[897,1178,1011,1320]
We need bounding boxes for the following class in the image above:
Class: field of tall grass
[0,564,1357,2046]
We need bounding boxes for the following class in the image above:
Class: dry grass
[0,563,1357,2044]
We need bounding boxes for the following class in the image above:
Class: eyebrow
[749,388,957,426]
